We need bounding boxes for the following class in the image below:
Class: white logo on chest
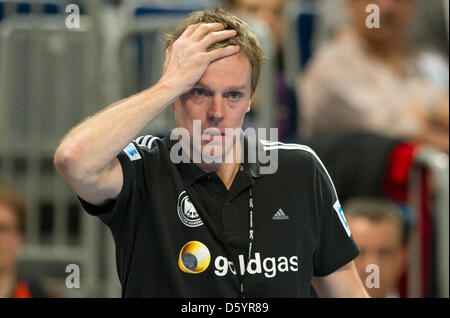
[177,191,203,227]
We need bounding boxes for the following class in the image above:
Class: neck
[361,34,408,62]
[194,139,243,190]
[197,161,241,190]
[0,266,17,298]
[357,32,413,76]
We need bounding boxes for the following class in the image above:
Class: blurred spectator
[227,0,285,49]
[313,0,449,56]
[227,0,298,142]
[299,0,449,152]
[345,197,409,298]
[0,185,47,297]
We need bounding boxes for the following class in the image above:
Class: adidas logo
[272,208,289,221]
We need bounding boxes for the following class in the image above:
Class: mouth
[202,128,225,141]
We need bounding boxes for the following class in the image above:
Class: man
[345,198,409,298]
[54,8,368,297]
[0,185,46,297]
[299,0,449,152]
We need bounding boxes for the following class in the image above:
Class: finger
[205,45,240,62]
[200,29,237,49]
[190,22,226,41]
[180,23,201,39]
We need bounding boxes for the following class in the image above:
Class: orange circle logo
[178,241,211,274]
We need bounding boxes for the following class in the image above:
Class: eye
[192,88,207,97]
[226,91,242,101]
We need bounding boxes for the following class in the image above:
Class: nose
[207,94,225,125]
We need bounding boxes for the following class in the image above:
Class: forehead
[348,216,402,244]
[197,52,252,90]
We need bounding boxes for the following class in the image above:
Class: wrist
[155,76,187,99]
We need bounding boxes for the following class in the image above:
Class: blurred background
[0,0,448,298]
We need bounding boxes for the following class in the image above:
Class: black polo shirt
[79,133,359,297]
[180,163,252,260]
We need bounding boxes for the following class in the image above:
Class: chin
[200,145,226,163]
[199,142,236,164]
[364,28,398,43]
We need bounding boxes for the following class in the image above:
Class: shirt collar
[162,135,205,185]
[242,133,264,179]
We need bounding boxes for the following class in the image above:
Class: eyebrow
[224,85,248,91]
[194,83,248,91]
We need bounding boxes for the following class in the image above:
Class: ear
[399,244,408,269]
[171,96,181,110]
[245,99,251,113]
[15,232,24,250]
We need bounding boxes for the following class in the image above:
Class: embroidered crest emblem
[177,191,203,227]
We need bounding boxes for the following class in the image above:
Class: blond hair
[164,7,265,93]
